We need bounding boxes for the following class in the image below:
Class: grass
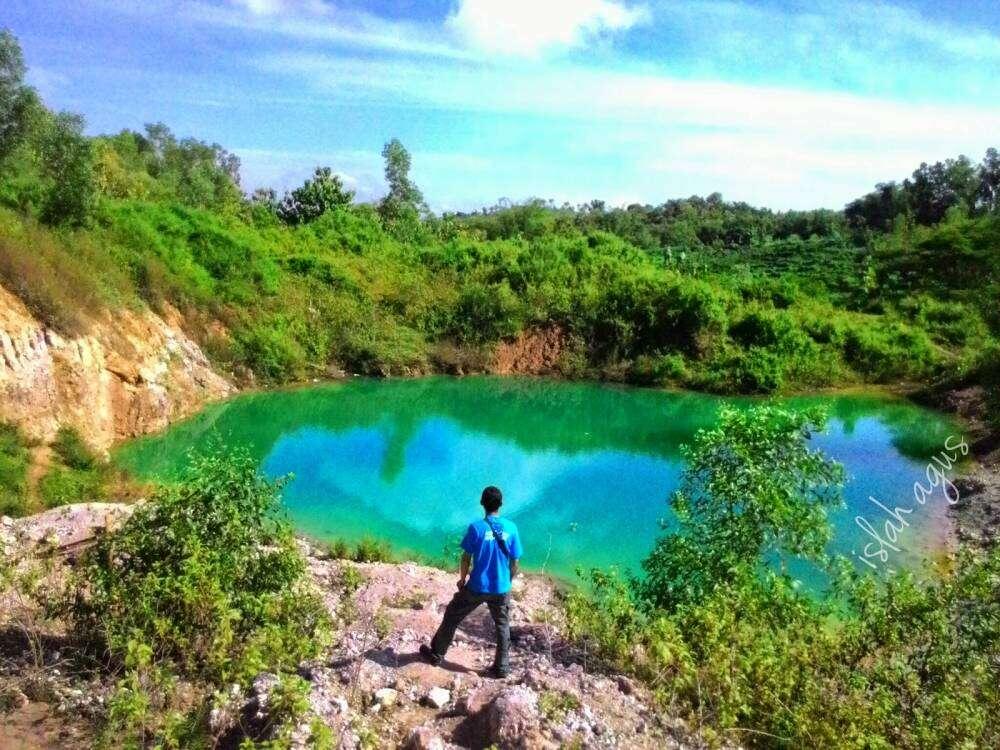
[322,535,394,563]
[37,427,109,509]
[0,422,30,517]
[0,209,134,335]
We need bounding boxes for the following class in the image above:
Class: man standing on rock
[420,486,523,678]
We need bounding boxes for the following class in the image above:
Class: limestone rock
[424,686,450,709]
[403,725,445,750]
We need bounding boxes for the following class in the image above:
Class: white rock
[404,725,445,750]
[425,686,451,709]
[373,687,398,707]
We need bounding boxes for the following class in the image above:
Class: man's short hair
[481,486,503,513]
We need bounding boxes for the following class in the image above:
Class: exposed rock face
[0,284,232,451]
[492,326,565,376]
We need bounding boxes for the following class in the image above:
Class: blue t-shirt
[461,515,523,595]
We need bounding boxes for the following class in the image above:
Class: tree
[904,156,978,225]
[378,138,426,224]
[127,123,242,210]
[39,112,96,226]
[976,147,1000,214]
[638,404,845,610]
[0,29,40,166]
[845,182,906,234]
[277,166,354,225]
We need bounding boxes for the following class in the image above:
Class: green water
[115,377,964,581]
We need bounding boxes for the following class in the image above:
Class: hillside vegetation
[1,27,1000,748]
[0,31,997,401]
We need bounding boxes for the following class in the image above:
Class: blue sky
[4,0,1000,210]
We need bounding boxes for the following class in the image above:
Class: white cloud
[446,0,647,57]
[258,51,1000,208]
[231,0,283,16]
[263,52,1000,144]
[190,2,475,60]
[227,0,329,17]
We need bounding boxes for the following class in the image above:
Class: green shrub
[233,320,308,382]
[51,426,97,471]
[638,404,844,610]
[0,422,30,517]
[842,321,940,381]
[352,536,393,563]
[38,465,105,508]
[38,427,109,508]
[898,295,987,346]
[630,353,688,385]
[450,280,525,344]
[568,405,1000,748]
[69,450,330,683]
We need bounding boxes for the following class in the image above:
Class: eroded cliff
[0,283,232,452]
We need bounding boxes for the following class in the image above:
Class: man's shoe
[484,666,509,679]
[419,644,442,666]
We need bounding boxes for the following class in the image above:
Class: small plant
[373,607,393,641]
[352,536,393,563]
[323,537,352,559]
[384,590,426,610]
[337,563,366,595]
[538,690,581,721]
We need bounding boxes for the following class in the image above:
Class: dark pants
[430,586,510,672]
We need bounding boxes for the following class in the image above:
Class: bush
[638,404,844,610]
[69,450,330,683]
[38,465,105,508]
[0,422,29,517]
[842,320,940,381]
[51,426,97,471]
[37,427,110,508]
[567,405,1000,748]
[352,536,393,563]
[232,320,308,382]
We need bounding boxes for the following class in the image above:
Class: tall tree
[40,112,96,226]
[0,29,40,166]
[845,182,905,234]
[378,138,426,224]
[905,156,978,225]
[976,147,1000,214]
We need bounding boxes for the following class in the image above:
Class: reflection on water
[115,377,963,580]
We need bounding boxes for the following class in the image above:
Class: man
[420,486,523,678]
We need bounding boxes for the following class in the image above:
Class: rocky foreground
[1,505,713,750]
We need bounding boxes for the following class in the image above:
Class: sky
[3,0,1000,211]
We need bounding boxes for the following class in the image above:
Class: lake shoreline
[115,376,973,579]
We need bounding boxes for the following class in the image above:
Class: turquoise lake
[114,377,965,581]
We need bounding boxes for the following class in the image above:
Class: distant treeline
[0,29,997,404]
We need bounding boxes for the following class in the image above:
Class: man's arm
[457,552,471,589]
[509,559,519,580]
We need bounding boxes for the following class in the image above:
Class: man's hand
[457,552,471,591]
